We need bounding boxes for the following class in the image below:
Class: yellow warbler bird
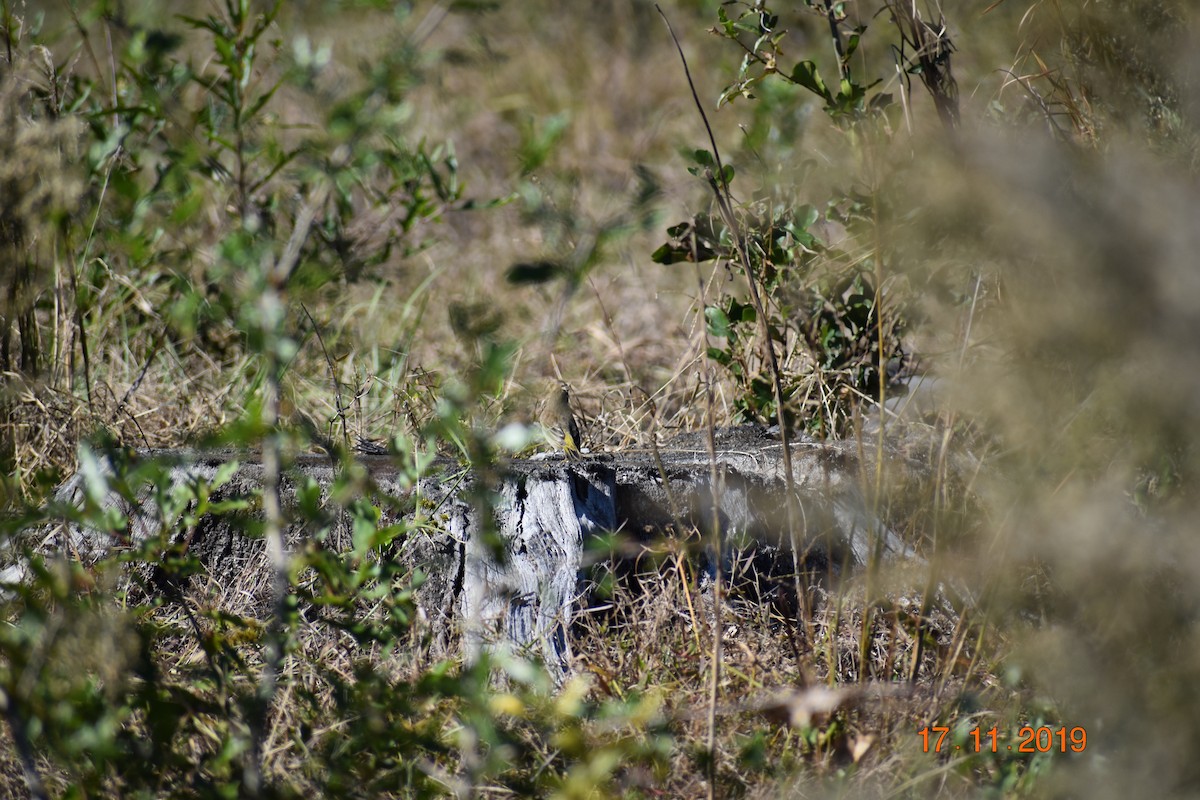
[545,384,582,459]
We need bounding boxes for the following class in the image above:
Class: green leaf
[717,6,736,35]
[706,346,732,367]
[518,111,570,174]
[351,503,382,558]
[870,92,895,112]
[784,205,821,249]
[790,61,830,101]
[654,217,721,264]
[505,260,563,285]
[651,243,691,265]
[845,30,862,61]
[728,298,756,324]
[733,17,763,35]
[705,306,731,338]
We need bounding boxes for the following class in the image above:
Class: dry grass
[4,0,1200,797]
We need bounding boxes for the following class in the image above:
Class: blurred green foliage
[654,1,912,435]
[0,2,691,796]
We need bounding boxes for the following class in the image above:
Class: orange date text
[918,725,1087,754]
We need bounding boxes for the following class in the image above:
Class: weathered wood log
[24,426,933,674]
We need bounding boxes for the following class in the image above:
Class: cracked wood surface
[31,426,934,672]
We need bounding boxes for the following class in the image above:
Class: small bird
[544,383,582,460]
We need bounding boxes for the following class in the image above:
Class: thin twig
[824,0,850,82]
[247,190,323,796]
[300,302,348,447]
[657,6,813,794]
[658,0,805,679]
